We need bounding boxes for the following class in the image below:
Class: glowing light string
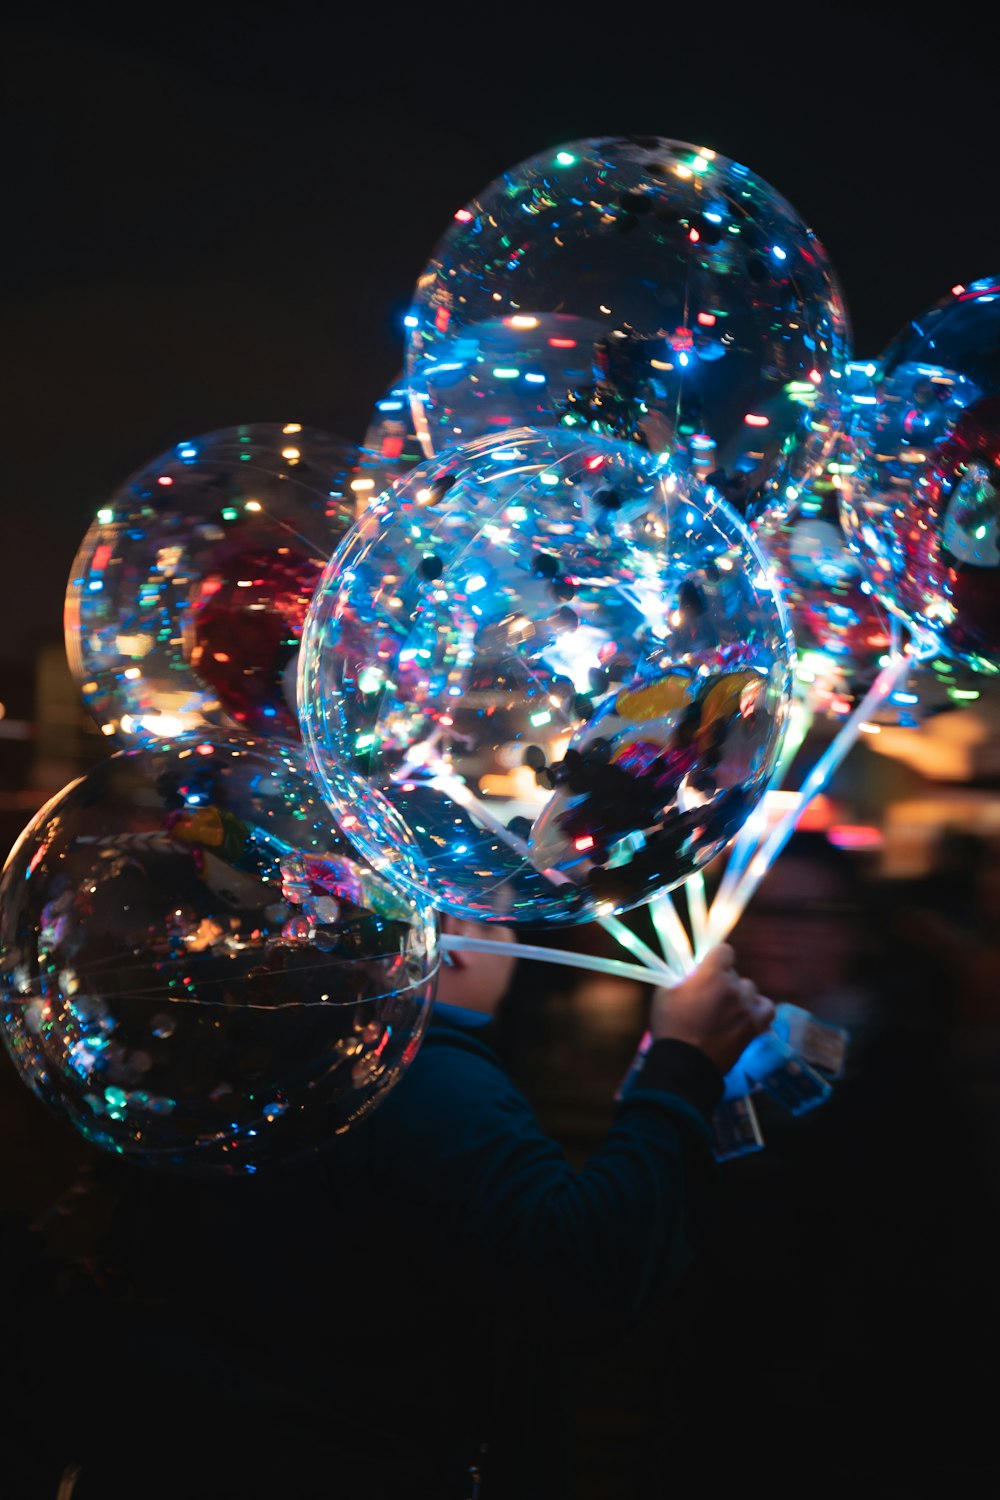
[704,638,934,947]
[694,693,811,961]
[440,932,678,989]
[405,760,681,981]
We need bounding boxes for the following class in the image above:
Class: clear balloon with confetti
[754,446,894,714]
[65,423,360,743]
[0,731,439,1174]
[299,428,795,925]
[840,278,1000,674]
[353,373,432,501]
[405,137,850,523]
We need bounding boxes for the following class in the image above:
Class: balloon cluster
[6,423,441,1175]
[3,133,999,1171]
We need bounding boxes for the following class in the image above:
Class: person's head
[729,831,861,1008]
[437,915,518,1016]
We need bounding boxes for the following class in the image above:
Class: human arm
[334,946,772,1344]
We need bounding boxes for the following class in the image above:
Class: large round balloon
[840,278,1000,674]
[65,424,359,743]
[0,732,439,1174]
[405,137,850,519]
[299,429,795,925]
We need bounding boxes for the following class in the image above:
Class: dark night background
[2,9,1000,1494]
[2,1,996,670]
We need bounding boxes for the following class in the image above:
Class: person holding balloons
[35,919,770,1500]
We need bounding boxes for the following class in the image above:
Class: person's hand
[649,943,774,1074]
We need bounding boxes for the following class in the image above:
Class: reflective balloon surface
[841,279,1000,673]
[354,374,432,500]
[755,452,894,707]
[0,733,439,1174]
[300,429,794,924]
[405,137,850,519]
[65,424,359,743]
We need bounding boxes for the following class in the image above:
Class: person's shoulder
[426,1001,496,1037]
[413,1006,507,1069]
[317,1007,539,1197]
[327,1007,523,1153]
[404,1009,519,1099]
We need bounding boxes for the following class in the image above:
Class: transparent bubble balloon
[353,373,433,501]
[65,423,361,744]
[300,429,794,925]
[405,137,850,520]
[840,279,1000,674]
[0,731,439,1174]
[755,451,894,708]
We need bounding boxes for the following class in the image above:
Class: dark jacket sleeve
[328,1022,723,1346]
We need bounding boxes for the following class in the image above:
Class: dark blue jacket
[49,1003,723,1500]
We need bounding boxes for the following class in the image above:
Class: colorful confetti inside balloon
[754,456,893,709]
[299,429,794,924]
[840,278,1000,674]
[354,373,432,500]
[405,137,850,522]
[65,423,359,743]
[0,732,439,1173]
